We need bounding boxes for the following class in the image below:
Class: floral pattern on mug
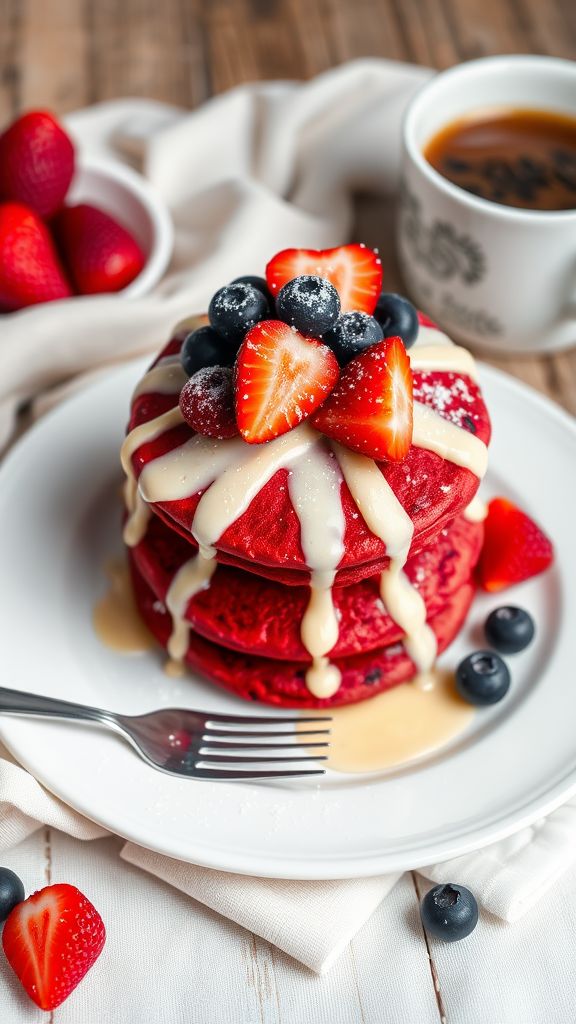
[400,187,486,285]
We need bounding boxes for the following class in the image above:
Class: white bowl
[66,156,174,298]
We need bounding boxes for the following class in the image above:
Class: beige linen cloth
[1,59,576,974]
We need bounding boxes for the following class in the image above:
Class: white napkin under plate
[1,59,576,974]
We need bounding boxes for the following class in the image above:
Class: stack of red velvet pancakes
[121,245,491,708]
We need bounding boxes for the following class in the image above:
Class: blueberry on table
[180,325,236,376]
[0,867,25,922]
[374,292,419,348]
[420,883,478,942]
[231,274,274,310]
[208,282,269,342]
[324,311,383,365]
[456,650,510,706]
[276,275,340,336]
[485,606,535,654]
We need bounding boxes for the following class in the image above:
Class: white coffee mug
[398,55,576,354]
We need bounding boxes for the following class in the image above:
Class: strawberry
[2,883,106,1011]
[0,110,75,218]
[478,497,554,592]
[266,244,382,314]
[0,202,72,310]
[54,203,146,294]
[235,320,340,443]
[180,366,239,439]
[312,336,413,462]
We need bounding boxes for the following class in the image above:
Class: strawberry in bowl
[0,109,172,310]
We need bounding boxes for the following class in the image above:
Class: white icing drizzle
[287,445,345,699]
[333,443,435,673]
[131,357,188,403]
[464,494,488,522]
[190,425,318,556]
[410,344,478,381]
[413,325,454,348]
[120,406,184,546]
[379,564,437,672]
[123,477,152,547]
[413,402,488,478]
[165,552,217,660]
[331,443,413,561]
[121,324,489,692]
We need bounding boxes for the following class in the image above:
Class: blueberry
[420,883,478,942]
[276,275,340,336]
[208,282,269,342]
[485,606,535,654]
[374,292,419,348]
[0,867,25,922]
[180,326,236,376]
[323,311,383,365]
[231,275,274,311]
[456,650,511,706]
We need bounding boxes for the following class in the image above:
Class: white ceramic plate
[0,360,574,878]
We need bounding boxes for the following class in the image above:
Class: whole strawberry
[0,202,72,310]
[0,110,75,218]
[2,882,106,1011]
[54,203,146,294]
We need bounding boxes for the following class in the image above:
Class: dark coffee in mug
[424,107,576,211]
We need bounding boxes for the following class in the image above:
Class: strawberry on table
[235,320,340,443]
[478,497,554,592]
[0,110,75,219]
[2,882,106,1011]
[0,201,72,310]
[312,336,413,462]
[54,203,146,294]
[266,244,382,314]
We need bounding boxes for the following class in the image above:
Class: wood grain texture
[0,4,575,1023]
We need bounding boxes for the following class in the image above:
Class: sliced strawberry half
[235,320,340,444]
[478,497,554,592]
[312,336,413,462]
[2,882,106,1011]
[266,244,382,314]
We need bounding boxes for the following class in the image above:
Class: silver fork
[0,686,331,781]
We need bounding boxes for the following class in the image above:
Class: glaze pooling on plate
[120,324,488,699]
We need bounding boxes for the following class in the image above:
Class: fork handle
[0,686,117,726]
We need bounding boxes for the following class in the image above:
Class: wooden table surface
[1,4,575,1023]
[0,0,575,414]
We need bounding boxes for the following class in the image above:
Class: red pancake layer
[131,511,483,661]
[129,556,475,708]
[125,338,491,587]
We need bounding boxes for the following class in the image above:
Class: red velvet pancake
[129,556,475,708]
[125,338,491,587]
[131,511,483,661]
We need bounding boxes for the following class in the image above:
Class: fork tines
[195,714,332,779]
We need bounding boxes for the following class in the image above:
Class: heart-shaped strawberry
[266,244,382,314]
[235,320,340,443]
[0,201,72,310]
[2,883,106,1011]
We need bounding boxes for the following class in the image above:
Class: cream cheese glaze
[121,324,488,697]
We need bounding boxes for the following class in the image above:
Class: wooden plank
[88,0,206,108]
[0,0,21,122]
[18,0,88,112]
